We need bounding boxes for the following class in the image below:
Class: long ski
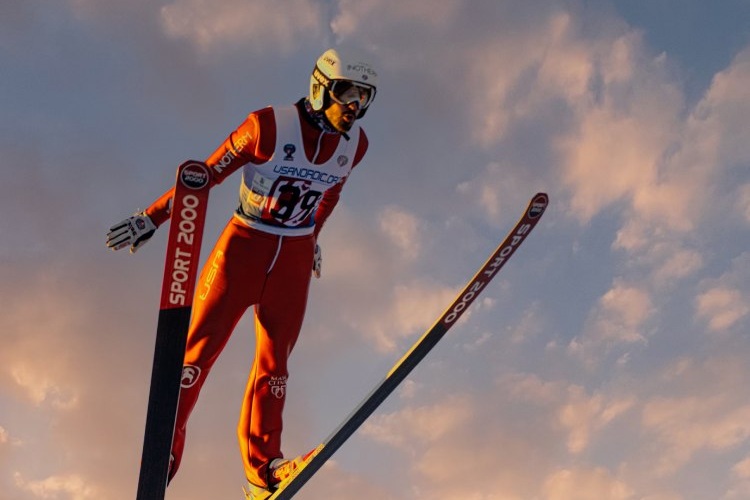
[269,192,549,499]
[137,160,211,500]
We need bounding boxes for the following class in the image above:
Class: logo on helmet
[347,64,377,80]
[313,67,331,87]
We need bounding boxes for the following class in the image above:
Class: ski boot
[243,449,319,499]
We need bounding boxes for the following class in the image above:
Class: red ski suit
[144,99,368,488]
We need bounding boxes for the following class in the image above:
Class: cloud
[316,206,460,352]
[559,44,684,226]
[0,260,160,498]
[9,364,79,411]
[367,279,458,351]
[641,356,750,475]
[559,43,749,242]
[330,2,595,147]
[609,45,750,262]
[651,247,704,285]
[695,287,749,332]
[693,252,750,333]
[361,395,473,449]
[360,381,544,497]
[542,467,634,500]
[733,456,750,479]
[726,456,750,499]
[642,397,750,475]
[66,0,158,20]
[14,473,100,500]
[0,274,87,409]
[558,385,635,454]
[292,461,397,500]
[456,161,537,222]
[160,0,325,53]
[363,372,637,498]
[596,282,655,337]
[331,0,746,267]
[331,0,462,41]
[693,46,750,170]
[0,424,22,469]
[357,354,750,498]
[504,373,635,455]
[568,280,654,362]
[378,206,422,261]
[740,183,750,223]
[507,301,544,344]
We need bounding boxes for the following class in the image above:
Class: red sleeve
[313,128,369,239]
[144,108,277,227]
[352,128,368,167]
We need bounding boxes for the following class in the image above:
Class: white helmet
[309,48,378,118]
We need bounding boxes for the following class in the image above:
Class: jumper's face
[324,100,360,133]
[323,80,375,133]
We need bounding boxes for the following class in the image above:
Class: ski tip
[528,193,549,219]
[176,160,211,191]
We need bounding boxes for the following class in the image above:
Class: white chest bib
[235,106,359,235]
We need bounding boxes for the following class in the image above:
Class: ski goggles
[328,80,375,110]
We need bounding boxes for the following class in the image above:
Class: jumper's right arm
[145,113,267,228]
[106,110,273,253]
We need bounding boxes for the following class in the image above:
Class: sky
[1,0,750,499]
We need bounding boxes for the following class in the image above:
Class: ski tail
[136,161,211,500]
[269,193,549,499]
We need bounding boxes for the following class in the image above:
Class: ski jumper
[143,100,368,488]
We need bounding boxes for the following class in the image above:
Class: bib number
[256,177,321,226]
